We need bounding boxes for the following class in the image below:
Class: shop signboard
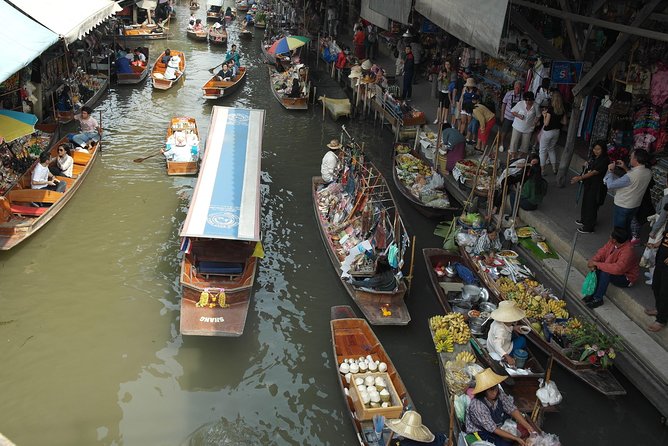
[421,18,439,34]
[551,61,584,85]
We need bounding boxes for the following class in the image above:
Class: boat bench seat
[197,261,244,278]
[6,189,64,217]
[73,151,92,166]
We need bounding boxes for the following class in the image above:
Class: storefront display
[0,130,53,194]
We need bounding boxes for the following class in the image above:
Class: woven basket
[437,152,448,173]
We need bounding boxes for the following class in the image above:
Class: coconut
[366,355,373,363]
[370,401,381,408]
[349,363,359,374]
[359,361,368,372]
[354,377,364,386]
[364,376,375,387]
[344,373,352,384]
[378,362,387,372]
[357,385,366,392]
[339,363,350,374]
[379,388,391,402]
[370,392,381,403]
[368,361,378,372]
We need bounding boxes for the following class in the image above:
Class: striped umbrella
[267,36,310,55]
[0,110,38,144]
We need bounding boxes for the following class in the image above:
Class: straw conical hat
[385,411,435,443]
[490,300,525,323]
[472,368,507,394]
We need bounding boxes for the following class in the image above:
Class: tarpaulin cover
[361,0,389,30]
[369,0,411,25]
[10,0,122,45]
[0,0,58,84]
[415,0,509,57]
[181,107,265,241]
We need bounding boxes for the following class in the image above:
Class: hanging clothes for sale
[633,103,661,152]
[651,62,668,107]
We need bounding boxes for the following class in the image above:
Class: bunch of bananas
[496,277,570,320]
[566,317,582,330]
[433,327,454,352]
[456,351,476,363]
[429,314,470,344]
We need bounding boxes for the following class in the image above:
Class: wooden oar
[133,151,162,163]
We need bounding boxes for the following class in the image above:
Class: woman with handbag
[571,140,609,234]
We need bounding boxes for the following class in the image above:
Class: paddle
[208,56,235,73]
[133,151,163,163]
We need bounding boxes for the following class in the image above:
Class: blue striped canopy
[181,107,265,241]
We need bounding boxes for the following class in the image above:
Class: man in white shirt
[508,91,539,154]
[32,152,66,192]
[321,139,342,184]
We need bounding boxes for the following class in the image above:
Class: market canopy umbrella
[267,36,310,55]
[0,110,38,144]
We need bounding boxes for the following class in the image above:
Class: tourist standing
[509,91,538,154]
[500,81,523,152]
[648,229,668,332]
[538,90,565,175]
[572,141,610,234]
[402,46,415,100]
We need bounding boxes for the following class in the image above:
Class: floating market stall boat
[164,117,200,176]
[393,143,461,219]
[121,23,169,40]
[313,134,411,325]
[202,67,246,99]
[460,245,626,396]
[331,305,413,445]
[151,50,186,90]
[236,0,249,12]
[187,28,208,41]
[179,106,265,336]
[206,0,223,21]
[268,65,309,110]
[0,137,99,250]
[117,48,150,85]
[207,24,228,45]
[239,28,253,39]
[56,73,109,124]
[423,248,552,414]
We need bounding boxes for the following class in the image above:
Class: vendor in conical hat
[465,368,537,445]
[385,410,447,445]
[320,139,342,185]
[486,300,528,367]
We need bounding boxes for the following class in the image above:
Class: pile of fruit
[456,351,476,363]
[395,144,411,154]
[396,153,432,177]
[496,277,569,320]
[429,314,471,345]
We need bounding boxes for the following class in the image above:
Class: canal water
[0,4,665,445]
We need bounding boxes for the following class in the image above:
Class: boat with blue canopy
[179,106,265,336]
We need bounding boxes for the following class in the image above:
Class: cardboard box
[349,372,403,421]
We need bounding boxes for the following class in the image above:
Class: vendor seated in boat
[283,78,301,98]
[487,301,528,367]
[245,12,254,26]
[349,256,397,292]
[193,18,204,31]
[32,152,66,193]
[164,55,182,80]
[320,139,342,185]
[161,49,172,65]
[49,144,74,178]
[466,368,537,446]
[163,131,197,162]
[385,410,447,445]
[72,106,101,148]
[132,48,146,66]
[215,63,234,81]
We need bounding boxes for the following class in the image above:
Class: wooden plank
[8,189,63,204]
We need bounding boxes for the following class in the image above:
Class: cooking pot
[462,285,484,304]
[469,317,484,334]
[453,301,472,316]
[444,262,456,278]
[479,302,497,313]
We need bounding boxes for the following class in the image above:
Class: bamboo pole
[495,146,515,231]
[461,142,493,217]
[447,395,455,446]
[486,133,501,217]
[322,94,326,121]
[407,235,417,295]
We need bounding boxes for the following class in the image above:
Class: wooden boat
[202,67,246,99]
[207,25,228,45]
[331,305,413,445]
[429,317,541,446]
[423,248,551,414]
[56,76,109,124]
[319,96,351,120]
[206,0,223,21]
[186,28,208,41]
[179,106,265,336]
[460,247,627,396]
[0,137,99,250]
[392,145,461,219]
[239,28,253,39]
[254,21,266,29]
[165,117,200,175]
[117,48,150,85]
[268,65,310,110]
[121,24,169,40]
[236,1,249,12]
[151,50,186,90]
[312,139,411,326]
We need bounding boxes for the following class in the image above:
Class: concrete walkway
[324,38,668,418]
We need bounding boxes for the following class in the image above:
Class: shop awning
[415,0,509,57]
[181,107,265,242]
[368,0,411,25]
[0,0,59,84]
[361,0,389,30]
[9,0,122,45]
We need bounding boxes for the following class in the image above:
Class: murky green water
[0,3,666,445]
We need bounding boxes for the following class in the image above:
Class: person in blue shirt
[225,45,241,66]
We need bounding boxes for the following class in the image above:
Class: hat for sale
[465,77,477,88]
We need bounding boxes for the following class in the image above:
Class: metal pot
[444,262,456,278]
[462,285,484,304]
[469,317,484,334]
[479,302,497,313]
[453,301,472,316]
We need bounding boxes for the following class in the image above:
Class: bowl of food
[498,250,518,259]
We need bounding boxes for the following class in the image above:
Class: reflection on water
[0,3,665,446]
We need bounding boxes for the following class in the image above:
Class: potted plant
[569,322,621,369]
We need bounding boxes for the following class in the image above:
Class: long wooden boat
[206,0,223,21]
[423,248,551,414]
[429,317,541,446]
[331,305,413,445]
[207,25,228,45]
[165,117,200,176]
[179,106,265,336]
[202,67,246,99]
[312,140,411,325]
[392,145,461,219]
[239,28,253,39]
[151,50,186,90]
[460,247,627,396]
[121,24,169,40]
[56,76,109,124]
[117,48,150,85]
[236,1,249,12]
[0,137,99,250]
[268,65,309,110]
[187,28,208,41]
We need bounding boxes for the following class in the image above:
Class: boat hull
[202,67,246,99]
[186,29,208,41]
[151,50,186,90]
[167,161,198,175]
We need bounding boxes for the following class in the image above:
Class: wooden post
[407,235,416,295]
[496,147,514,231]
[98,110,103,152]
[322,94,326,121]
[447,395,455,446]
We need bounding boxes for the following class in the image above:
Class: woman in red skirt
[353,25,366,59]
[472,95,497,151]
